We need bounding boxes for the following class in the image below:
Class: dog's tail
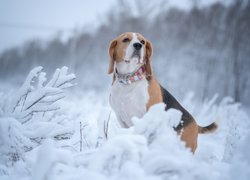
[198,122,218,134]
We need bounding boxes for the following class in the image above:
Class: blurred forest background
[0,0,250,108]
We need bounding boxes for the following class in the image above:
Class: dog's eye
[141,40,145,45]
[122,38,130,43]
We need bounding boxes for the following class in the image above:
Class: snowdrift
[0,67,250,180]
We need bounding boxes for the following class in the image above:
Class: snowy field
[0,67,250,180]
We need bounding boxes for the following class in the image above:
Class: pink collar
[115,65,146,85]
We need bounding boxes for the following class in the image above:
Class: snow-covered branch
[0,66,76,164]
[6,66,75,123]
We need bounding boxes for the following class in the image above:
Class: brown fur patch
[179,121,198,153]
[114,33,132,62]
[108,32,133,74]
[108,40,117,74]
[146,77,163,111]
[145,40,153,77]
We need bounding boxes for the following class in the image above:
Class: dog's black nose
[133,43,142,50]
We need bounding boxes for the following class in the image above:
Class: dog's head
[108,32,153,76]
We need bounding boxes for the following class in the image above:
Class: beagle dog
[108,32,217,153]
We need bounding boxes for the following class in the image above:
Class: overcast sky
[0,0,116,53]
[0,0,233,54]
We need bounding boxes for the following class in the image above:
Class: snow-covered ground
[0,67,250,180]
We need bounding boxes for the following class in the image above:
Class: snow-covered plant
[219,97,250,162]
[5,66,75,122]
[0,66,75,165]
[96,108,112,148]
[1,72,250,180]
[133,103,182,145]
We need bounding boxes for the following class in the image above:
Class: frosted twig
[9,66,43,113]
[80,122,83,152]
[80,123,90,150]
[96,110,112,148]
[104,111,112,139]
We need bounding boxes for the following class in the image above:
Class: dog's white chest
[110,79,149,127]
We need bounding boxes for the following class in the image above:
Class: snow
[1,67,250,180]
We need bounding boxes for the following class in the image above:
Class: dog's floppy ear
[108,39,117,74]
[145,40,153,77]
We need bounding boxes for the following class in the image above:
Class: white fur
[111,32,148,128]
[116,33,144,74]
[110,79,149,128]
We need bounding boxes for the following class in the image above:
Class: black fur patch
[160,85,194,131]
